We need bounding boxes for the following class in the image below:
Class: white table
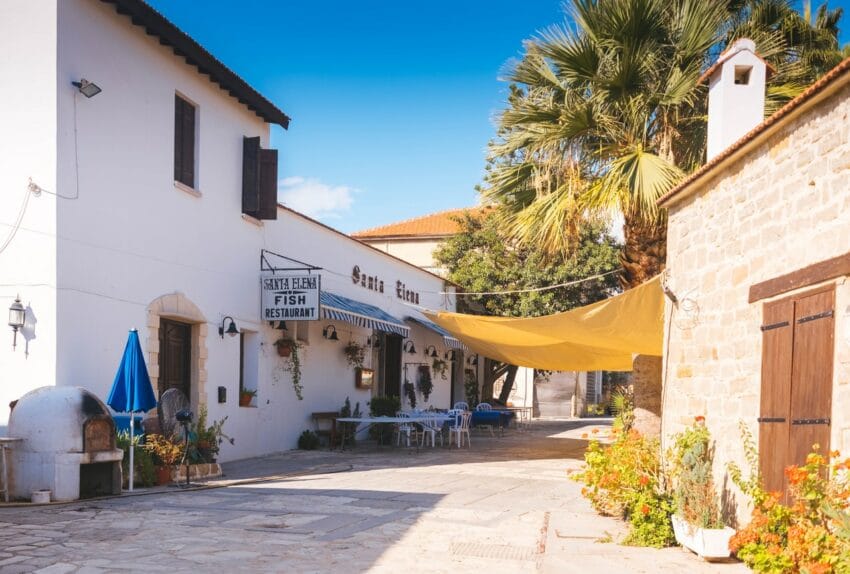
[336,415,453,450]
[0,437,22,503]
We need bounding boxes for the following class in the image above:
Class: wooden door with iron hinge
[759,285,834,499]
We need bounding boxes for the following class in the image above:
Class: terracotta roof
[660,56,850,207]
[100,0,290,128]
[351,207,487,239]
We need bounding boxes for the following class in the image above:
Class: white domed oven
[8,386,124,501]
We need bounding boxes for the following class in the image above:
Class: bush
[297,430,320,450]
[116,430,155,487]
[729,422,850,573]
[668,417,723,529]
[338,397,361,447]
[573,429,675,547]
[368,396,400,443]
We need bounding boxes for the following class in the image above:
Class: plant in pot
[431,358,448,380]
[189,405,234,463]
[343,341,366,370]
[239,388,256,407]
[417,365,433,402]
[274,336,297,358]
[668,416,733,559]
[274,336,304,400]
[144,433,185,485]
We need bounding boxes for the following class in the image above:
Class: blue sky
[147,1,850,233]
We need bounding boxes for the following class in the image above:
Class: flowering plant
[728,422,850,573]
[343,341,366,370]
[667,417,724,529]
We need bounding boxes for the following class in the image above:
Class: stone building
[660,41,850,514]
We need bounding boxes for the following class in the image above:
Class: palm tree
[483,0,844,288]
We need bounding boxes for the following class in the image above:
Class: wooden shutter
[788,287,834,469]
[242,136,260,216]
[257,148,278,220]
[174,95,195,188]
[759,298,794,495]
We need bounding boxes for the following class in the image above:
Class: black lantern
[444,350,456,362]
[424,345,438,358]
[467,354,478,367]
[368,334,381,349]
[218,316,238,338]
[8,297,24,351]
[322,324,339,340]
[403,340,416,354]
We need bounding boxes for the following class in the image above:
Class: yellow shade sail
[424,275,664,371]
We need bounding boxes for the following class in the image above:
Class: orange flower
[591,428,599,435]
[581,433,589,439]
[785,465,809,485]
[640,504,650,515]
[694,415,705,423]
[829,449,840,458]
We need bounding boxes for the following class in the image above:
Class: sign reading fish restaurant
[261,273,321,320]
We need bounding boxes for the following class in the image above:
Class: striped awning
[406,315,465,350]
[320,292,409,337]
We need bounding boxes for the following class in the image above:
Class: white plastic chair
[448,411,472,448]
[453,402,469,411]
[394,412,415,447]
[419,413,444,448]
[475,403,494,436]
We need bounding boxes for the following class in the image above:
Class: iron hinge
[791,418,831,425]
[760,321,789,331]
[797,310,834,324]
[757,417,786,423]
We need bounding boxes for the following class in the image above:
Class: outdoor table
[471,411,514,436]
[336,415,452,450]
[0,437,23,503]
[501,406,532,430]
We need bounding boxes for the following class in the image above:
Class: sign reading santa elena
[261,273,321,320]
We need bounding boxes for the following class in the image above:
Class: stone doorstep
[171,463,223,482]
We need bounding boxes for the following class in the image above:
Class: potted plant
[239,388,256,407]
[274,336,297,358]
[431,358,448,380]
[417,365,433,402]
[189,405,234,463]
[343,341,366,370]
[144,433,185,485]
[668,416,734,559]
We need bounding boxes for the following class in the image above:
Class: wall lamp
[219,316,238,339]
[424,345,438,358]
[72,78,102,98]
[322,324,339,340]
[444,350,457,362]
[403,340,417,354]
[368,334,381,349]
[467,355,479,367]
[8,296,25,351]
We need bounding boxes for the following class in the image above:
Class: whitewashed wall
[0,0,455,460]
[0,1,59,433]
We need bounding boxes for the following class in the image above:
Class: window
[734,65,752,85]
[239,331,259,406]
[242,136,278,220]
[174,94,196,188]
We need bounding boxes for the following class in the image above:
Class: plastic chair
[453,402,469,411]
[394,412,415,447]
[448,411,472,448]
[474,403,494,436]
[419,413,444,448]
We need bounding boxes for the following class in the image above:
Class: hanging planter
[274,337,295,357]
[417,365,433,402]
[343,341,366,369]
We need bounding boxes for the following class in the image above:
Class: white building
[0,0,457,461]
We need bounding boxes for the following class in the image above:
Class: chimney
[703,39,769,161]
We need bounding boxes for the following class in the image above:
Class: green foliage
[573,429,675,547]
[188,405,233,463]
[343,341,366,370]
[143,433,185,466]
[417,365,433,402]
[116,430,155,487]
[297,430,320,450]
[668,418,723,529]
[610,388,634,432]
[403,380,416,409]
[464,369,479,406]
[433,211,621,318]
[368,396,400,443]
[338,397,361,447]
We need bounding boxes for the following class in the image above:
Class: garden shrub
[573,428,675,547]
[116,430,155,487]
[297,430,320,450]
[368,396,400,444]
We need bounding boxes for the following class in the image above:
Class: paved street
[0,420,748,573]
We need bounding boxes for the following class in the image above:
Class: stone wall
[663,79,850,523]
[633,355,662,438]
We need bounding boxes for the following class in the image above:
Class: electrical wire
[438,269,620,296]
[0,185,32,256]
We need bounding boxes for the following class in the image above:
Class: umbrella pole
[129,414,135,492]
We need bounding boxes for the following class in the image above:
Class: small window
[734,66,752,85]
[242,136,278,220]
[174,94,197,188]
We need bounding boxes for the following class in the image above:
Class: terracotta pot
[239,393,253,407]
[155,465,172,486]
[276,343,292,358]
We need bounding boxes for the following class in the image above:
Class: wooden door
[788,287,834,468]
[381,334,402,398]
[759,286,834,497]
[158,318,192,400]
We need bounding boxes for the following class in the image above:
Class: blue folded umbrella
[107,329,157,491]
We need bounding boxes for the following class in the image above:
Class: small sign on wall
[356,368,374,389]
[261,273,321,320]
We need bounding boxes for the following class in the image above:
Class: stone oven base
[80,461,121,498]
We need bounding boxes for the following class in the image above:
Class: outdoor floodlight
[322,324,339,340]
[219,316,239,338]
[72,79,102,98]
[8,296,24,351]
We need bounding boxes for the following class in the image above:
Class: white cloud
[278,176,356,219]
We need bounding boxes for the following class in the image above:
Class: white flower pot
[31,489,51,504]
[671,514,734,560]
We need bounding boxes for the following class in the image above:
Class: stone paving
[0,420,750,573]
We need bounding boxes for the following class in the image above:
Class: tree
[433,211,621,402]
[482,0,845,289]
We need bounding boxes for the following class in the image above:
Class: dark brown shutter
[174,95,195,188]
[257,148,278,220]
[788,287,834,470]
[759,298,794,495]
[242,136,260,216]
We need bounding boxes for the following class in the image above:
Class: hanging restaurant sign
[261,273,321,320]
